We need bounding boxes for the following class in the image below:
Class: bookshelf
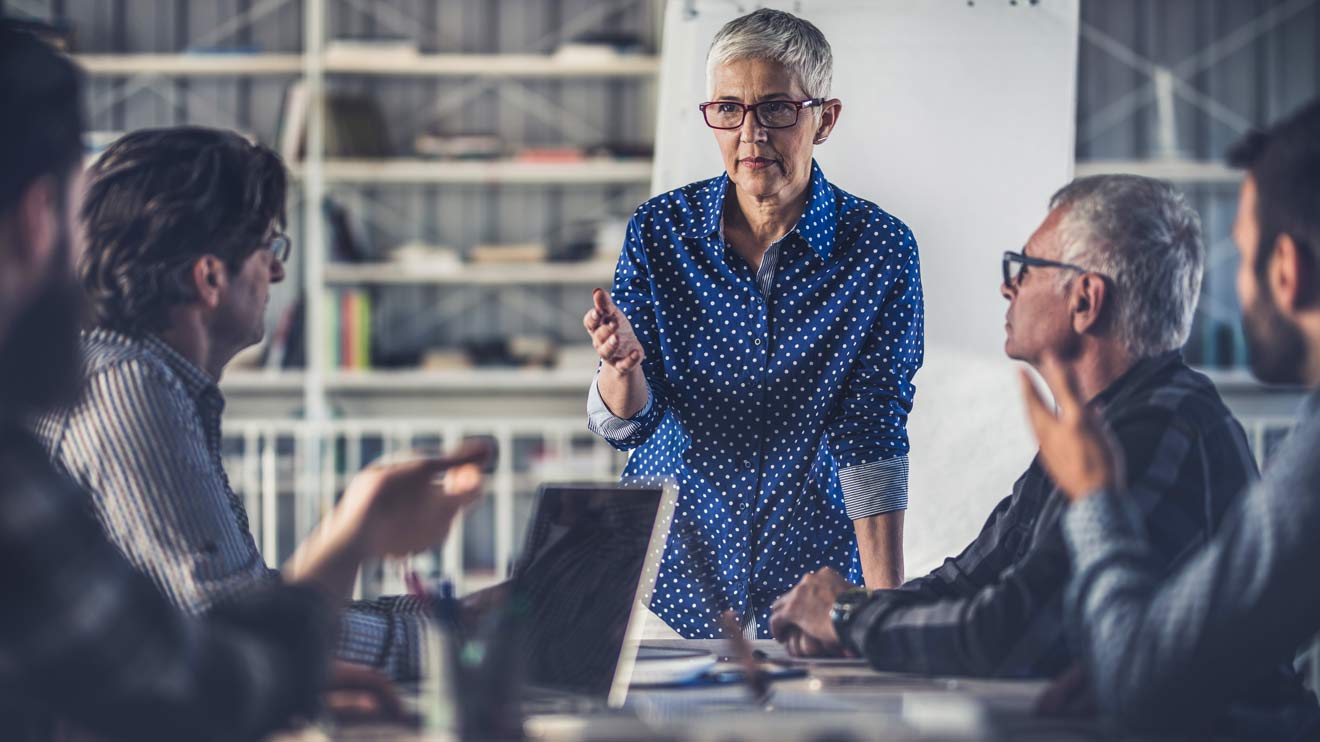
[74,0,660,417]
[323,261,616,286]
[327,368,590,393]
[1073,159,1240,184]
[76,53,305,76]
[296,158,653,185]
[75,52,659,79]
[250,0,657,415]
[221,369,592,394]
[320,52,660,77]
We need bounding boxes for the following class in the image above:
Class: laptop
[510,481,691,708]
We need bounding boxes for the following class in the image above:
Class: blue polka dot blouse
[586,160,924,638]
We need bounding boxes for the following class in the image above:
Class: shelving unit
[75,53,305,76]
[58,0,662,585]
[76,52,658,79]
[321,52,660,77]
[70,0,660,415]
[327,368,590,393]
[1073,159,1240,184]
[296,158,653,185]
[221,368,592,394]
[324,260,615,285]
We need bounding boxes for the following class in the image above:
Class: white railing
[220,417,627,597]
[1243,416,1299,469]
[220,414,1299,598]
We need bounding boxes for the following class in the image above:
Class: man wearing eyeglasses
[32,126,490,685]
[768,176,1290,689]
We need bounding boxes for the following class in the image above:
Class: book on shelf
[324,37,419,64]
[324,288,373,370]
[413,132,504,160]
[514,147,585,163]
[388,242,462,270]
[323,197,368,263]
[553,31,647,61]
[276,81,309,162]
[265,294,305,370]
[467,242,548,264]
[277,82,392,161]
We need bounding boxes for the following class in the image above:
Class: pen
[405,567,431,602]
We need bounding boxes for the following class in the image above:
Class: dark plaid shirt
[840,351,1258,677]
[0,423,329,742]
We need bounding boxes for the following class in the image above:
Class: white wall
[652,0,1078,571]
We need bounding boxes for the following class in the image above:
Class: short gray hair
[706,8,833,100]
[1050,175,1204,359]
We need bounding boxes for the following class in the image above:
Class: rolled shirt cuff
[838,455,909,519]
[586,371,653,441]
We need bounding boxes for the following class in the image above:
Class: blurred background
[3,0,1316,597]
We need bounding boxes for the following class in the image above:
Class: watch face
[832,588,869,621]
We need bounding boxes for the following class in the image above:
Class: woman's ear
[815,98,843,144]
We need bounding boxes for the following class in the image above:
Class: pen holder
[424,588,527,742]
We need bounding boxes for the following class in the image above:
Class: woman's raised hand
[583,288,645,374]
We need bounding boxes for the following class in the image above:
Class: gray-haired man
[768,176,1282,685]
[1026,101,1320,737]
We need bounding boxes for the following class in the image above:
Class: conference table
[278,639,1164,741]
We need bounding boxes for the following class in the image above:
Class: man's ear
[191,255,229,310]
[0,177,59,304]
[1069,273,1108,335]
[1269,233,1315,314]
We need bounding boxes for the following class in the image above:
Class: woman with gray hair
[582,8,924,639]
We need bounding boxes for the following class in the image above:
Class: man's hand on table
[322,661,412,724]
[768,567,855,657]
[1034,662,1097,718]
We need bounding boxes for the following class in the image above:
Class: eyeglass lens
[704,101,801,129]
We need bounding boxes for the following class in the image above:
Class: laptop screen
[510,483,674,705]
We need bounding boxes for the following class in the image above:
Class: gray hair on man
[1050,174,1204,359]
[706,8,833,100]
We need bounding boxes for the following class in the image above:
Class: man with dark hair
[1024,99,1320,736]
[79,125,291,347]
[1,22,485,740]
[0,21,333,741]
[35,125,478,682]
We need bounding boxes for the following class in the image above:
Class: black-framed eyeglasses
[1002,250,1091,287]
[265,232,292,263]
[698,98,825,129]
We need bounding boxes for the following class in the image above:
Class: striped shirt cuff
[336,598,427,681]
[586,372,653,441]
[838,456,909,519]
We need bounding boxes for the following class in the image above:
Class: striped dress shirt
[838,351,1260,678]
[32,328,425,680]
